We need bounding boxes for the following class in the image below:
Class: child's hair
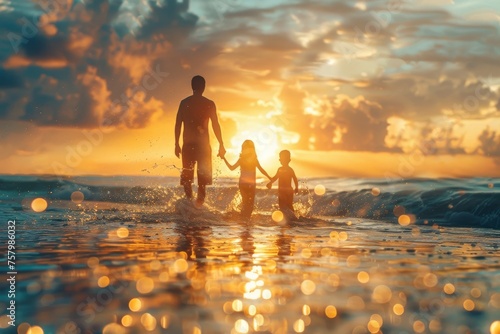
[240,140,257,163]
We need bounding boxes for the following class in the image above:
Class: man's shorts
[181,144,212,186]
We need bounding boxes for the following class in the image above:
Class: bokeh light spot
[137,277,154,294]
[272,210,284,223]
[314,185,326,196]
[121,315,133,327]
[173,259,188,273]
[31,198,48,212]
[293,319,305,333]
[71,191,84,204]
[97,276,109,288]
[325,305,337,318]
[141,313,157,331]
[129,298,142,312]
[358,271,370,284]
[398,214,411,226]
[491,321,500,334]
[393,303,404,315]
[235,319,249,333]
[372,285,392,304]
[301,280,316,295]
[117,227,129,238]
[463,299,475,311]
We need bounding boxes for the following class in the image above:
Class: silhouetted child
[222,140,271,219]
[266,150,298,213]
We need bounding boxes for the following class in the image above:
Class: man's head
[279,150,291,166]
[191,75,206,94]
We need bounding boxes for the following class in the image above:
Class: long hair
[240,140,257,165]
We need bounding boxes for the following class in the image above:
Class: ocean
[0,175,499,334]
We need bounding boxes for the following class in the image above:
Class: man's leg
[197,185,206,204]
[183,182,193,199]
[181,145,195,199]
[196,145,212,205]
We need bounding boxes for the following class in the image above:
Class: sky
[0,0,499,178]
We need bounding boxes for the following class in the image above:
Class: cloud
[476,127,500,157]
[0,68,24,88]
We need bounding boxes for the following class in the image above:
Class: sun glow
[230,127,280,167]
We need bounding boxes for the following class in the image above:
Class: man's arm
[174,102,183,158]
[209,102,225,157]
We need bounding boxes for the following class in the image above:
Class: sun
[229,127,280,167]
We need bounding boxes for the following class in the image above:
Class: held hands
[175,144,181,158]
[217,145,226,158]
[266,182,273,189]
[294,187,299,194]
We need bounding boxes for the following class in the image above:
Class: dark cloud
[0,68,24,89]
[476,128,500,157]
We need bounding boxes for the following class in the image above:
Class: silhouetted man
[175,75,225,205]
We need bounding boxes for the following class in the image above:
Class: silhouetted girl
[222,140,271,219]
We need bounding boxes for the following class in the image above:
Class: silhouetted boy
[266,150,298,213]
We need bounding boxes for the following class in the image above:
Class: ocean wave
[1,175,498,229]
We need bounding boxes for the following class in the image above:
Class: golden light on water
[70,191,84,203]
[357,271,370,283]
[97,276,110,288]
[117,227,129,238]
[314,185,326,196]
[31,198,48,212]
[338,231,348,241]
[463,299,475,311]
[491,321,500,334]
[346,255,360,268]
[325,305,337,318]
[372,285,392,304]
[398,214,411,226]
[87,257,99,268]
[393,303,404,315]
[302,245,316,257]
[301,280,316,295]
[136,277,154,294]
[149,260,162,271]
[129,298,142,312]
[121,315,133,327]
[271,210,284,223]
